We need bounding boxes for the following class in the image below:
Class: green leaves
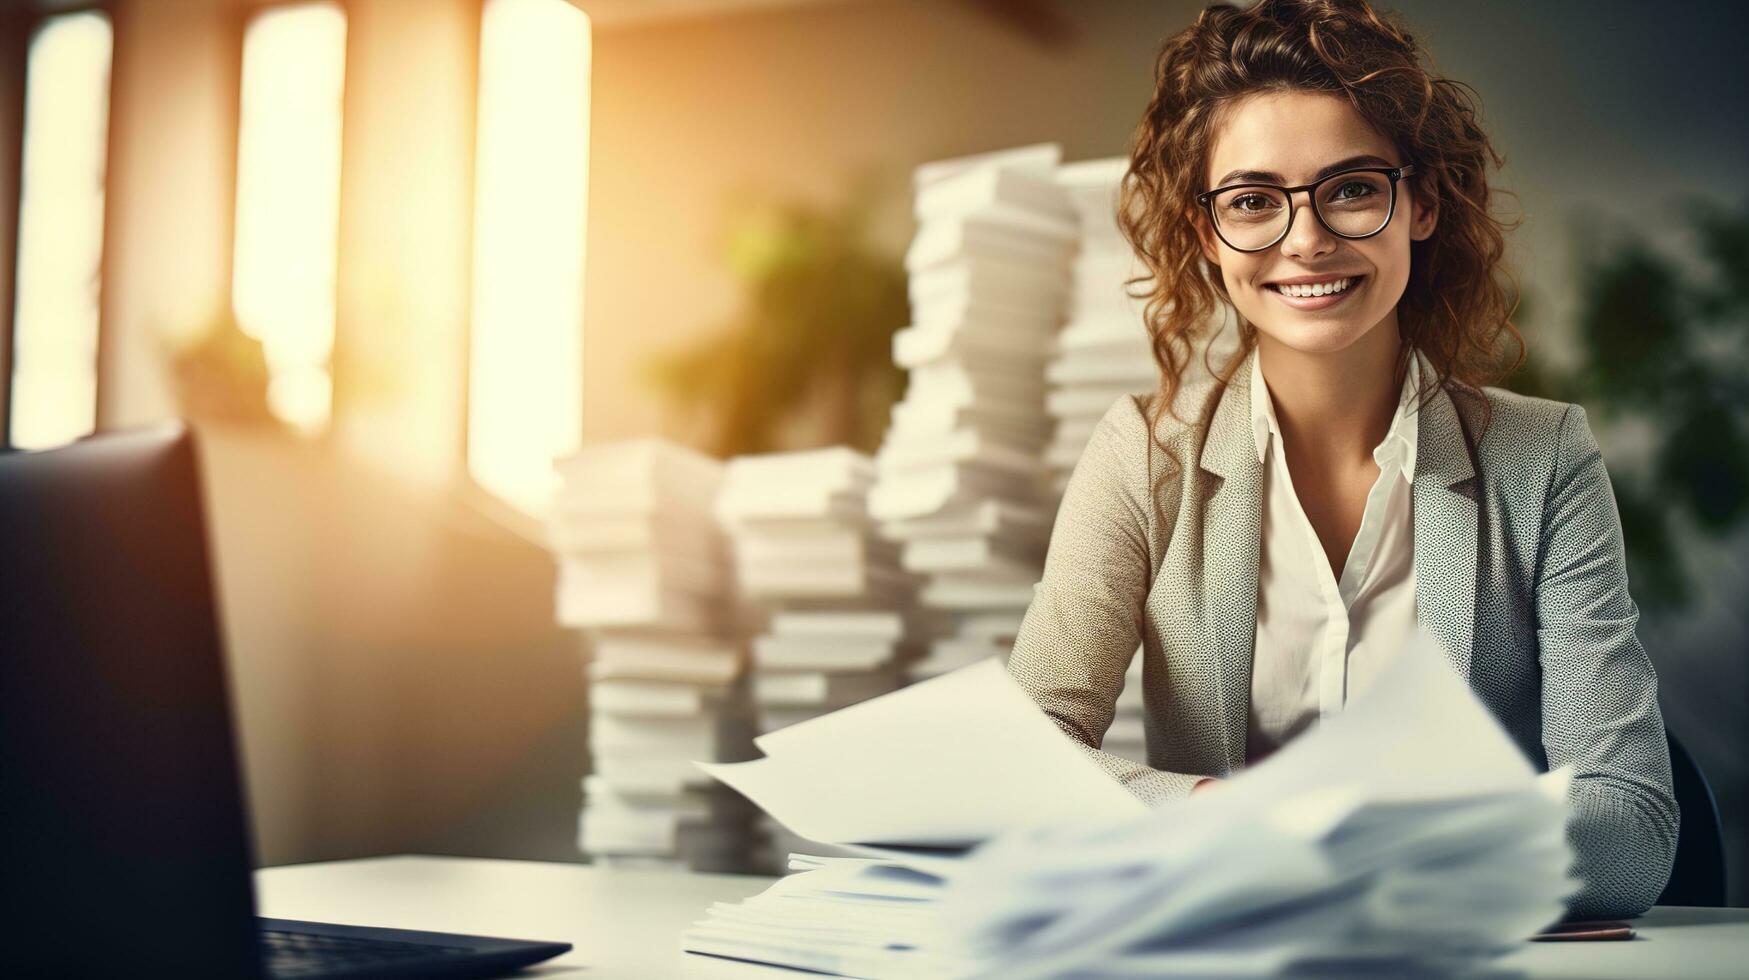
[1508,195,1749,612]
[644,179,909,459]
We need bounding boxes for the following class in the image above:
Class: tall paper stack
[716,447,928,870]
[1046,157,1238,501]
[870,143,1076,681]
[550,439,757,873]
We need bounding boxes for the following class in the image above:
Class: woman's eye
[1334,181,1374,199]
[1231,194,1273,212]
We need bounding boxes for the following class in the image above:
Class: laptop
[0,423,571,978]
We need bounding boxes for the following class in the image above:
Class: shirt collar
[1248,348,1278,465]
[1249,346,1420,484]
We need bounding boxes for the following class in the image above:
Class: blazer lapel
[1198,351,1263,773]
[1411,353,1480,680]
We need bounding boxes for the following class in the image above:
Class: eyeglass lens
[1210,172,1394,250]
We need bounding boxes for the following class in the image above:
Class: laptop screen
[0,424,263,977]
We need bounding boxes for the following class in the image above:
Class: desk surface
[257,855,1749,979]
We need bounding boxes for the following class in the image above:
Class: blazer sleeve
[1006,397,1204,805]
[1536,404,1680,919]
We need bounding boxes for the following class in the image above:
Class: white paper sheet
[927,625,1577,979]
[696,657,1145,845]
[1202,626,1537,815]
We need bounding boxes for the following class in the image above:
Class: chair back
[1658,729,1727,907]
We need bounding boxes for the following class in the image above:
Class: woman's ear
[1409,185,1438,242]
[1196,211,1223,267]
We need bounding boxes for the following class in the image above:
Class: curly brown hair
[1117,0,1524,487]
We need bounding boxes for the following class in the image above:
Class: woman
[1006,0,1678,920]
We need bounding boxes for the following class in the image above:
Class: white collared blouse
[1245,349,1421,763]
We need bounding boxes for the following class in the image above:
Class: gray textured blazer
[1007,346,1679,920]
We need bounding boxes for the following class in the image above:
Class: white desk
[257,855,1749,979]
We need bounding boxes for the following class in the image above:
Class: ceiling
[572,0,852,28]
[576,0,1074,47]
[10,0,1072,47]
[4,0,845,24]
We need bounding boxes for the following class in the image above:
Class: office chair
[1657,728,1727,907]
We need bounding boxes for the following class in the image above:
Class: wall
[0,11,26,438]
[582,0,1195,446]
[100,0,239,429]
[95,0,584,867]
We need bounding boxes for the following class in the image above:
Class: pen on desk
[1532,920,1636,941]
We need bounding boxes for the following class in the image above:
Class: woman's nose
[1279,189,1336,259]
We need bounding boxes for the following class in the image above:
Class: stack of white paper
[578,771,754,873]
[904,604,1030,681]
[871,144,1074,682]
[550,439,757,872]
[718,448,913,603]
[1045,157,1238,501]
[684,657,1147,975]
[684,629,1578,978]
[551,440,728,632]
[935,630,1579,976]
[879,499,1047,681]
[716,447,930,870]
[684,854,970,979]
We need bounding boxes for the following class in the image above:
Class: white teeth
[1276,277,1354,298]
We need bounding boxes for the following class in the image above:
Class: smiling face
[1197,90,1437,358]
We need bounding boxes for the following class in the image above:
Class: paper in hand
[696,657,1145,846]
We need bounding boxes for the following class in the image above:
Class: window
[232,2,346,436]
[468,0,590,518]
[7,11,112,450]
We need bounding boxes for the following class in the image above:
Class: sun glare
[232,2,346,437]
[8,12,112,450]
[468,0,590,519]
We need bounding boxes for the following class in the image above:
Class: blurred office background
[0,0,1742,900]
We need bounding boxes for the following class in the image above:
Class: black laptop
[0,423,570,978]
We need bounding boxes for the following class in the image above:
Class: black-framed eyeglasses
[1195,164,1416,253]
